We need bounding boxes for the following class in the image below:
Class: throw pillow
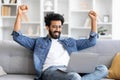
[107,52,120,79]
[0,66,7,76]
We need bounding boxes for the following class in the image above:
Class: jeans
[41,65,108,80]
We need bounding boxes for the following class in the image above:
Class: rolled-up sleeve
[11,30,22,37]
[11,31,36,51]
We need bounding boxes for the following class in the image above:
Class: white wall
[0,19,2,40]
[112,0,120,39]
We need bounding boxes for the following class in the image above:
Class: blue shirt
[11,31,97,79]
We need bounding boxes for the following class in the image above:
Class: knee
[67,72,81,80]
[96,65,108,77]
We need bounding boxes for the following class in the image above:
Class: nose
[55,27,60,31]
[54,25,61,31]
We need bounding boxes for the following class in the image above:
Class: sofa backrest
[0,40,120,74]
[78,40,120,68]
[0,40,36,74]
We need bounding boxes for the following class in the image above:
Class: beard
[49,29,61,39]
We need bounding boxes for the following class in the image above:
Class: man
[12,5,108,80]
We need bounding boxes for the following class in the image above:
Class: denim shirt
[12,31,97,80]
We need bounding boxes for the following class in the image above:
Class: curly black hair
[44,13,64,27]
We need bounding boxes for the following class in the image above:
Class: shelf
[97,22,112,25]
[99,35,112,39]
[1,3,17,5]
[70,29,90,39]
[44,10,55,12]
[0,26,12,28]
[21,22,40,24]
[71,27,91,29]
[1,16,16,18]
[71,10,90,12]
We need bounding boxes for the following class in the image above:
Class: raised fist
[89,11,97,21]
[18,5,28,16]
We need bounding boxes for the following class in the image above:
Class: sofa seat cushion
[0,74,36,80]
[0,75,114,80]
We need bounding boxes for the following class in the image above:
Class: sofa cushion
[0,40,36,74]
[0,66,7,76]
[0,74,36,80]
[107,52,120,79]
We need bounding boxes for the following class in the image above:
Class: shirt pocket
[39,44,47,49]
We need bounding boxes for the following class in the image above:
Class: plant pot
[100,32,106,35]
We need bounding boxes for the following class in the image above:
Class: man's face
[47,20,62,39]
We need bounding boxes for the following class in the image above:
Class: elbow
[12,35,21,44]
[12,35,18,42]
[92,41,96,46]
[12,36,16,41]
[11,31,21,41]
[90,40,96,47]
[89,36,97,47]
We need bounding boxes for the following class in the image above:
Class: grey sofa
[0,40,120,80]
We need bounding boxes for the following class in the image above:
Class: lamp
[44,0,53,10]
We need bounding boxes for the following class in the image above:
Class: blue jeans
[41,65,108,80]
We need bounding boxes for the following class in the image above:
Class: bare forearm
[88,11,97,33]
[91,20,97,33]
[13,14,22,32]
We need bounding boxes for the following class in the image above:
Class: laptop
[57,52,99,73]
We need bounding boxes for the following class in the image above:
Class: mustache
[54,31,61,33]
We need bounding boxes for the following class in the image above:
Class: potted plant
[98,27,107,35]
